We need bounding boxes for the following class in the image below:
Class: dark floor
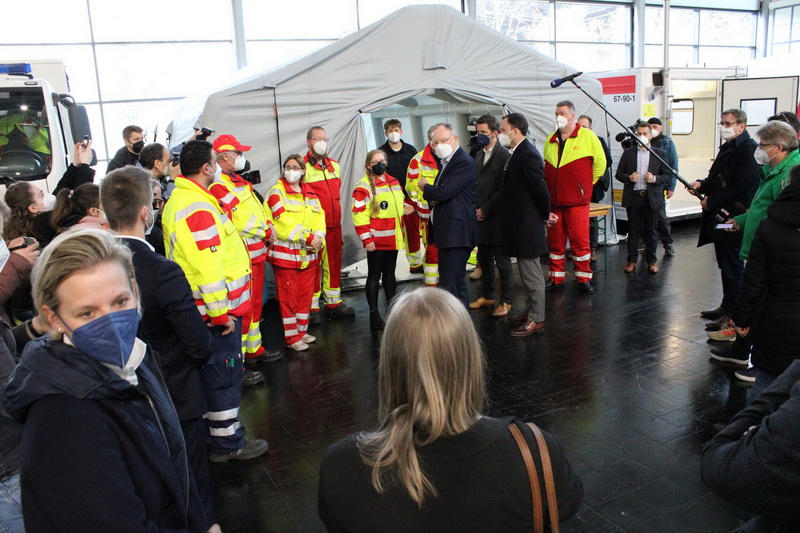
[213,219,755,532]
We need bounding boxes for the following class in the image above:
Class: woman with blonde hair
[318,287,583,532]
[1,227,214,532]
[352,149,413,331]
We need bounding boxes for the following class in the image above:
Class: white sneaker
[288,340,309,351]
[302,333,316,343]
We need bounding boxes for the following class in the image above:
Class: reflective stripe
[359,232,373,241]
[353,199,367,209]
[372,229,395,237]
[228,275,250,292]
[242,215,259,236]
[573,253,591,262]
[288,224,305,242]
[204,299,228,311]
[284,328,299,337]
[550,271,566,277]
[244,338,261,349]
[191,225,219,243]
[549,253,566,260]
[282,318,297,325]
[324,288,340,299]
[575,271,593,279]
[208,421,242,437]
[198,279,227,295]
[297,313,310,320]
[174,202,213,222]
[230,289,251,309]
[203,407,240,421]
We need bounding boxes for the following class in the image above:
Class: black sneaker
[262,349,283,362]
[209,438,268,463]
[243,369,264,386]
[578,282,595,294]
[709,348,749,366]
[309,310,322,325]
[664,243,675,256]
[326,303,355,320]
[734,367,756,383]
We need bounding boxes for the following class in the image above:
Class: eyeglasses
[758,143,774,150]
[432,135,453,146]
[284,165,302,171]
[719,121,740,127]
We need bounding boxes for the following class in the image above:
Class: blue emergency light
[0,63,32,74]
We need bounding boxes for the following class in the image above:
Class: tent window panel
[671,100,694,136]
[554,3,630,43]
[556,43,630,70]
[243,0,357,40]
[477,0,553,42]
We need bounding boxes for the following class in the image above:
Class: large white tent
[170,4,610,264]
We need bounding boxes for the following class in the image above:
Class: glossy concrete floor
[212,219,755,533]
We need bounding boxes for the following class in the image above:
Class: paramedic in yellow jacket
[210,134,275,363]
[265,154,327,352]
[353,149,414,331]
[543,101,606,295]
[162,140,268,462]
[405,125,439,286]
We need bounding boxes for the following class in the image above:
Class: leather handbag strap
[509,422,544,533]
[528,423,559,533]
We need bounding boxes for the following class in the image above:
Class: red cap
[212,134,251,153]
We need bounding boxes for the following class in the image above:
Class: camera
[714,207,731,223]
[196,127,214,141]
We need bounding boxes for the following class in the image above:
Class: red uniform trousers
[242,260,265,360]
[421,220,439,286]
[313,224,343,310]
[403,200,422,269]
[547,204,593,284]
[274,263,316,346]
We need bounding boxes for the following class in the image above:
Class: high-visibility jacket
[543,124,606,207]
[352,173,405,250]
[209,171,273,265]
[162,176,251,325]
[303,153,341,229]
[264,177,326,270]
[405,145,439,220]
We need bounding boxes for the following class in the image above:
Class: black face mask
[131,140,145,154]
[371,162,387,175]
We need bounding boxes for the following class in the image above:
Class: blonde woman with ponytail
[319,287,583,532]
[352,149,413,331]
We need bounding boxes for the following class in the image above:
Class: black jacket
[53,163,95,196]
[615,146,667,212]
[378,140,417,193]
[475,142,511,245]
[702,359,800,531]
[500,139,550,258]
[0,318,33,482]
[319,416,583,533]
[422,147,478,249]
[107,146,139,173]
[2,338,208,532]
[733,182,800,377]
[592,136,613,201]
[696,131,760,247]
[121,237,213,421]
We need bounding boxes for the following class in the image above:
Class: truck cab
[0,62,93,193]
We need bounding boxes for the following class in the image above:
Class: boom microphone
[550,72,583,88]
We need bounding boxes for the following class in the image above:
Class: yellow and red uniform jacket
[351,173,405,250]
[543,124,607,207]
[405,145,439,220]
[162,176,251,325]
[209,171,273,265]
[303,153,341,229]
[264,178,326,270]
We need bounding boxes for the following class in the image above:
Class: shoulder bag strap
[509,422,544,533]
[528,422,559,533]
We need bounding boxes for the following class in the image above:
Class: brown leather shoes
[493,303,512,317]
[648,263,659,274]
[469,297,495,309]
[624,262,636,273]
[510,321,545,337]
[508,311,528,325]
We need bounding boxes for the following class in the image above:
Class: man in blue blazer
[615,121,666,274]
[420,123,478,307]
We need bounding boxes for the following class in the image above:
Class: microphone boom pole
[562,77,704,201]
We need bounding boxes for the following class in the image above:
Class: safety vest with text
[162,176,252,325]
[352,173,405,250]
[405,145,439,219]
[543,124,607,207]
[264,177,326,270]
[209,171,273,264]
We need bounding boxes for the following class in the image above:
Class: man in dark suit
[615,121,666,274]
[420,123,478,307]
[470,114,513,316]
[100,166,219,524]
[499,113,552,336]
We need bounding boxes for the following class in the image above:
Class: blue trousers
[438,246,472,308]
[201,320,245,454]
[0,474,24,533]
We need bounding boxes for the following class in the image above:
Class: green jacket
[734,148,800,259]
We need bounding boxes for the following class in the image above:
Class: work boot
[209,438,268,463]
[326,303,355,320]
[243,369,264,386]
[309,310,322,325]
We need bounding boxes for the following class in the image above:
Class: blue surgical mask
[476,133,491,148]
[62,308,140,368]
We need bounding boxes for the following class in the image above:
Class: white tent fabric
[170,4,610,264]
